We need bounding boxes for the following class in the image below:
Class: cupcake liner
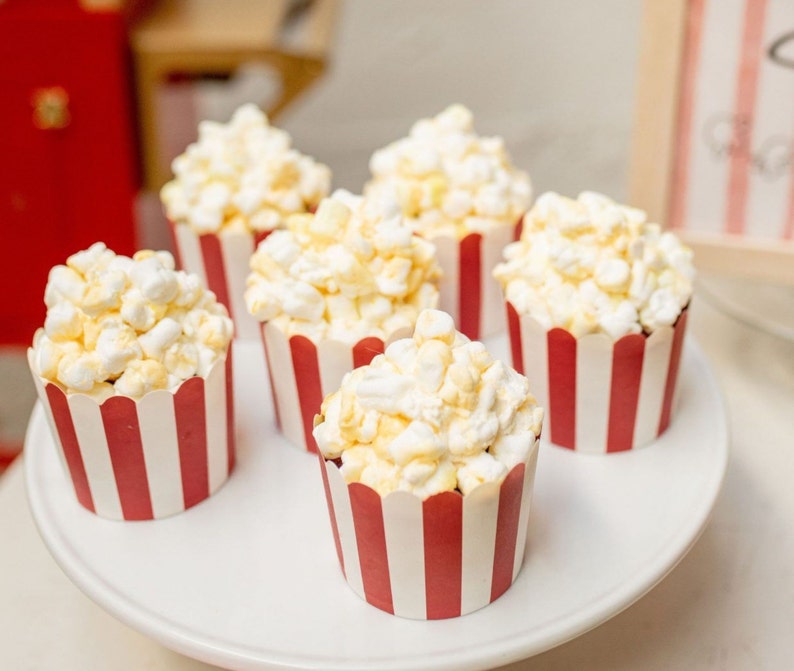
[262,322,409,454]
[319,442,539,619]
[506,301,689,453]
[170,221,272,340]
[27,348,235,520]
[432,220,520,341]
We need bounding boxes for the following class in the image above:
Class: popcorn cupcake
[28,243,235,520]
[314,309,543,619]
[365,105,531,340]
[161,103,331,339]
[245,190,441,453]
[494,191,694,453]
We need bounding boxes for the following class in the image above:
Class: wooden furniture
[130,0,339,191]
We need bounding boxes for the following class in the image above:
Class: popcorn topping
[245,190,442,343]
[161,103,331,234]
[493,191,695,339]
[31,243,233,399]
[365,105,532,238]
[313,310,543,498]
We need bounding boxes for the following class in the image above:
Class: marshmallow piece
[494,191,694,338]
[96,324,143,375]
[32,244,232,397]
[313,309,542,497]
[114,359,169,397]
[44,302,83,342]
[245,190,441,344]
[160,103,330,234]
[365,105,531,239]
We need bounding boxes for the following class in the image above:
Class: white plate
[25,337,728,671]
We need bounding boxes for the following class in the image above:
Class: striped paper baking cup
[169,221,272,341]
[27,348,235,520]
[319,439,540,619]
[506,302,689,453]
[431,219,521,342]
[261,322,410,454]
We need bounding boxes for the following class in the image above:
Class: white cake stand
[25,337,728,671]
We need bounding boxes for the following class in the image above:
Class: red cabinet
[0,0,139,345]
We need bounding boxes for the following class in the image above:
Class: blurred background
[1,0,792,470]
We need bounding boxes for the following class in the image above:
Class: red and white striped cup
[318,439,540,619]
[506,302,689,453]
[431,219,521,342]
[169,221,272,341]
[261,322,411,454]
[28,349,235,520]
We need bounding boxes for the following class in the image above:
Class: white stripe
[326,462,365,600]
[317,339,355,397]
[519,314,549,437]
[27,351,69,474]
[480,224,515,338]
[575,333,613,454]
[432,235,460,325]
[745,1,794,239]
[137,390,184,518]
[513,443,540,581]
[633,326,674,448]
[381,491,426,619]
[219,231,259,340]
[67,394,123,520]
[685,0,745,234]
[460,482,500,615]
[205,356,229,495]
[263,323,304,450]
[173,223,208,288]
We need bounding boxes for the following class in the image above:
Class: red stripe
[100,396,153,520]
[261,324,282,431]
[349,483,393,614]
[319,457,345,576]
[547,328,577,449]
[423,491,463,619]
[352,337,385,369]
[225,343,236,474]
[513,217,523,241]
[174,377,210,510]
[168,220,184,269]
[199,234,232,318]
[668,0,707,230]
[253,229,273,248]
[658,309,689,436]
[459,233,483,341]
[490,463,525,602]
[725,0,768,235]
[44,386,95,512]
[505,301,524,375]
[606,334,646,452]
[289,335,323,453]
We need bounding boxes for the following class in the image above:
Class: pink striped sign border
[28,349,235,520]
[319,441,539,619]
[431,219,521,342]
[261,322,411,454]
[170,221,272,341]
[506,302,689,453]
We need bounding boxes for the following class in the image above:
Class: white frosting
[313,309,543,498]
[364,105,531,239]
[160,104,331,235]
[493,191,695,338]
[245,190,441,343]
[31,243,233,399]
